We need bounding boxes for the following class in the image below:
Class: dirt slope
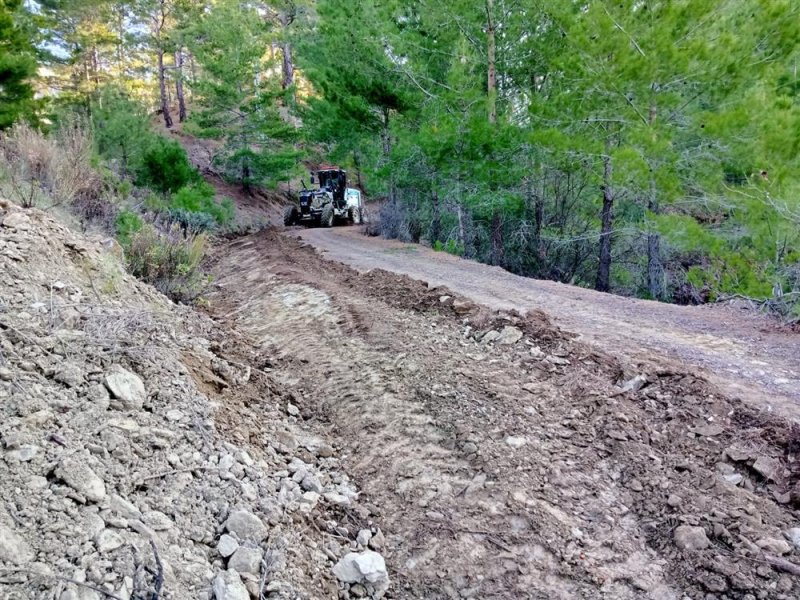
[295,227,800,421]
[0,202,389,599]
[205,228,800,600]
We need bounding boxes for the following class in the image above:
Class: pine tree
[0,0,36,128]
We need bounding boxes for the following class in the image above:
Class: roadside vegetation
[1,0,799,320]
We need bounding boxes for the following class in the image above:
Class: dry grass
[0,121,103,210]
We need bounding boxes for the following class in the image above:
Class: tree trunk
[491,211,505,267]
[157,48,172,128]
[595,144,614,293]
[282,42,294,92]
[353,150,364,192]
[430,188,441,245]
[486,0,497,124]
[457,203,467,255]
[381,107,395,204]
[647,175,665,300]
[175,49,187,122]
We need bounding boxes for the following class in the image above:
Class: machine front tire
[320,205,334,228]
[283,205,299,226]
[350,207,362,225]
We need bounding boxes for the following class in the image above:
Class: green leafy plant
[136,137,198,194]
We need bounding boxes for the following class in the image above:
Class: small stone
[751,456,781,482]
[316,443,335,458]
[323,492,350,505]
[105,365,146,411]
[0,522,34,564]
[301,473,323,493]
[54,364,84,388]
[725,446,752,462]
[505,436,527,449]
[452,299,471,315]
[6,444,38,462]
[142,511,172,531]
[110,494,141,519]
[286,403,300,417]
[228,547,263,577]
[620,374,647,393]
[783,527,800,550]
[356,529,372,547]
[332,550,389,588]
[224,509,267,542]
[218,534,239,558]
[692,424,724,437]
[723,473,743,485]
[86,384,110,410]
[368,529,385,550]
[628,479,644,492]
[94,529,124,553]
[674,525,709,551]
[481,330,500,344]
[496,325,523,345]
[756,537,791,555]
[213,570,249,600]
[55,458,106,502]
[666,494,682,508]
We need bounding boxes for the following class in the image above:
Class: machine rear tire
[283,205,298,226]
[350,206,362,225]
[320,205,334,228]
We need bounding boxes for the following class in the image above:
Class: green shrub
[136,137,197,194]
[169,182,234,226]
[115,209,143,245]
[124,224,208,301]
[433,239,464,256]
[168,208,218,232]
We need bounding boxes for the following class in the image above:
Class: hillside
[0,200,389,599]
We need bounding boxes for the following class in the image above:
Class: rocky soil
[3,196,800,600]
[0,201,388,599]
[207,229,800,600]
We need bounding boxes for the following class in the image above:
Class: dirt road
[206,229,800,599]
[295,226,800,421]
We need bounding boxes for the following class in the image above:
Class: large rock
[224,509,267,543]
[213,570,249,600]
[0,522,34,564]
[333,550,389,588]
[55,458,106,502]
[105,365,146,411]
[228,546,263,578]
[674,525,710,551]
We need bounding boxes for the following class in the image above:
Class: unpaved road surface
[296,226,800,421]
[205,229,800,600]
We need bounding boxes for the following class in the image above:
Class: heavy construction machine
[284,167,363,227]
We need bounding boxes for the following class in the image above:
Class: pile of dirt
[206,226,800,600]
[0,202,390,599]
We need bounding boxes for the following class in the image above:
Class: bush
[169,182,234,226]
[124,224,208,301]
[168,208,218,233]
[115,209,143,245]
[0,121,103,208]
[136,137,197,194]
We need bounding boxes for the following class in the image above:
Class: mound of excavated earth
[207,229,800,600]
[0,202,388,599]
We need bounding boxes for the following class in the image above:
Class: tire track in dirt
[205,230,800,600]
[295,227,800,422]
